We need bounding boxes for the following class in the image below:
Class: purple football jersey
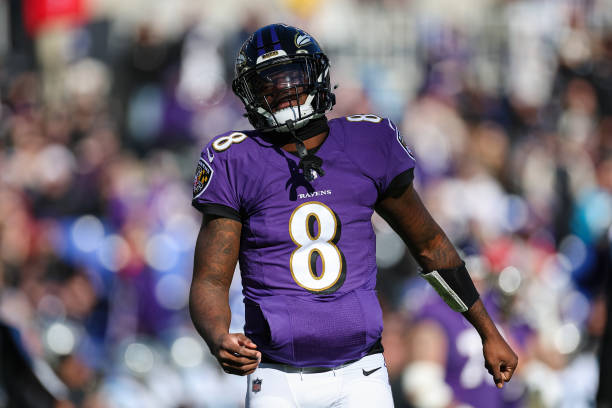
[192,116,415,367]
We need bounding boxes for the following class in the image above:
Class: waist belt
[259,338,384,373]
[261,358,360,373]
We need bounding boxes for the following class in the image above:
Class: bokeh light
[559,235,588,270]
[171,336,204,368]
[584,192,612,237]
[498,266,522,295]
[145,234,180,271]
[554,323,581,355]
[71,215,105,252]
[46,322,76,355]
[125,343,155,374]
[98,234,132,272]
[154,274,189,310]
[503,195,529,232]
[560,291,591,326]
[165,213,200,251]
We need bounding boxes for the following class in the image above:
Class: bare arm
[376,184,517,387]
[375,183,462,271]
[189,215,260,375]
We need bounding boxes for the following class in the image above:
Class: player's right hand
[213,333,261,376]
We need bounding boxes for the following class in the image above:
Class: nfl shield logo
[252,378,262,393]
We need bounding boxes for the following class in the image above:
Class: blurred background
[0,0,611,407]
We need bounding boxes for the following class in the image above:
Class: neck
[265,117,329,152]
[282,131,328,153]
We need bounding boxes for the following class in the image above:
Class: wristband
[420,262,480,312]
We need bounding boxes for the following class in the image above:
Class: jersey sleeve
[378,118,416,198]
[191,141,242,222]
[341,115,416,199]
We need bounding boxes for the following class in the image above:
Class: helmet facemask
[233,55,332,133]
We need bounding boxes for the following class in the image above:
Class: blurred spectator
[401,257,529,408]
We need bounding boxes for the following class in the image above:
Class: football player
[189,23,518,407]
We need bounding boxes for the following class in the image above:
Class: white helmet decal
[295,33,312,47]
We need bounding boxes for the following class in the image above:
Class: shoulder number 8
[289,202,345,293]
[212,132,247,152]
[346,114,382,123]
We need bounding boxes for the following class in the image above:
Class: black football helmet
[232,24,336,133]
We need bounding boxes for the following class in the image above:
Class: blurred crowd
[0,0,611,407]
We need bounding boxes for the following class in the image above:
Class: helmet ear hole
[232,24,335,132]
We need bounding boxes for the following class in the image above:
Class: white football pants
[245,353,394,408]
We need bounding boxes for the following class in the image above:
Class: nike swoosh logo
[362,367,382,376]
[207,148,214,162]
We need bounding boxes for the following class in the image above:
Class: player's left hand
[482,333,518,389]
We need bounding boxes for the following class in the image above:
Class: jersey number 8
[289,202,346,294]
[212,132,248,152]
[345,114,382,123]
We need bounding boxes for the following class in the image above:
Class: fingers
[215,333,261,376]
[490,362,504,389]
[486,359,517,389]
[483,336,519,389]
[500,361,516,383]
[220,355,260,375]
[219,352,260,376]
[221,333,261,358]
[222,364,258,376]
[236,334,261,358]
[237,333,258,349]
[219,350,260,365]
[235,344,261,360]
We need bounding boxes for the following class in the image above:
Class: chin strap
[286,120,325,181]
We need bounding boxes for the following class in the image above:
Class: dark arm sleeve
[380,168,415,200]
[192,202,241,222]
